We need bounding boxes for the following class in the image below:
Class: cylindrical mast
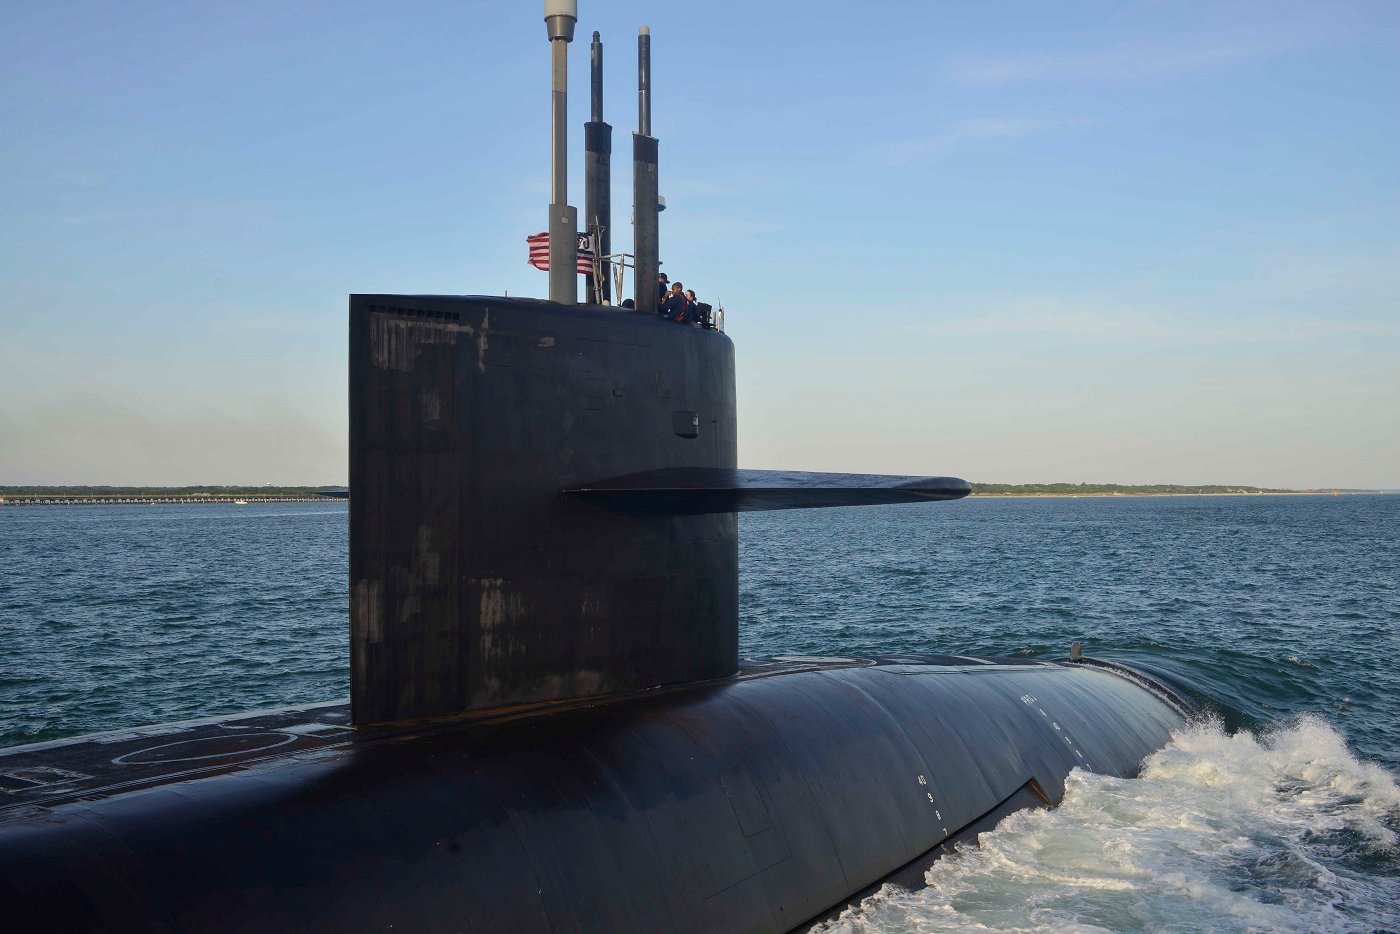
[584,30,612,303]
[632,25,659,313]
[638,26,651,136]
[545,1,578,304]
[590,30,603,122]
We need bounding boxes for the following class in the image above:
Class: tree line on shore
[969,482,1335,496]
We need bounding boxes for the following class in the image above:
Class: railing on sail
[590,247,724,332]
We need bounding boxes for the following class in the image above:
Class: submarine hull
[0,656,1187,932]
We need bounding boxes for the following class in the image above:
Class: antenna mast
[584,30,612,303]
[632,26,659,312]
[545,1,578,304]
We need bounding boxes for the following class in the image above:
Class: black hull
[0,656,1188,932]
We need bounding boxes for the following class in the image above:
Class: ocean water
[2,495,1397,930]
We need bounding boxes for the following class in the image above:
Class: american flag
[527,231,594,275]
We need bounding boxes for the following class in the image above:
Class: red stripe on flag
[526,232,594,275]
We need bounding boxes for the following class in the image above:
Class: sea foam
[818,717,1400,933]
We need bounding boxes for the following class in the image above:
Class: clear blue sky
[2,1,1397,487]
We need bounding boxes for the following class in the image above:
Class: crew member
[663,282,691,323]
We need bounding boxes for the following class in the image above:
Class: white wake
[818,717,1400,933]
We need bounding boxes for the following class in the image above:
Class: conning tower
[350,297,965,724]
[348,18,964,725]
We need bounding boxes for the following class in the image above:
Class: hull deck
[1,654,1080,819]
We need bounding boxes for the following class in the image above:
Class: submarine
[0,6,1197,931]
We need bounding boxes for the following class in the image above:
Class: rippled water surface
[740,494,1400,773]
[2,494,1397,930]
[1,503,349,740]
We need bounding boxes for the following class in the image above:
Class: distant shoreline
[968,490,1382,498]
[0,486,341,507]
[967,483,1381,498]
[0,484,1386,507]
[0,495,333,507]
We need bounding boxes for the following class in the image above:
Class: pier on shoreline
[0,495,335,507]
